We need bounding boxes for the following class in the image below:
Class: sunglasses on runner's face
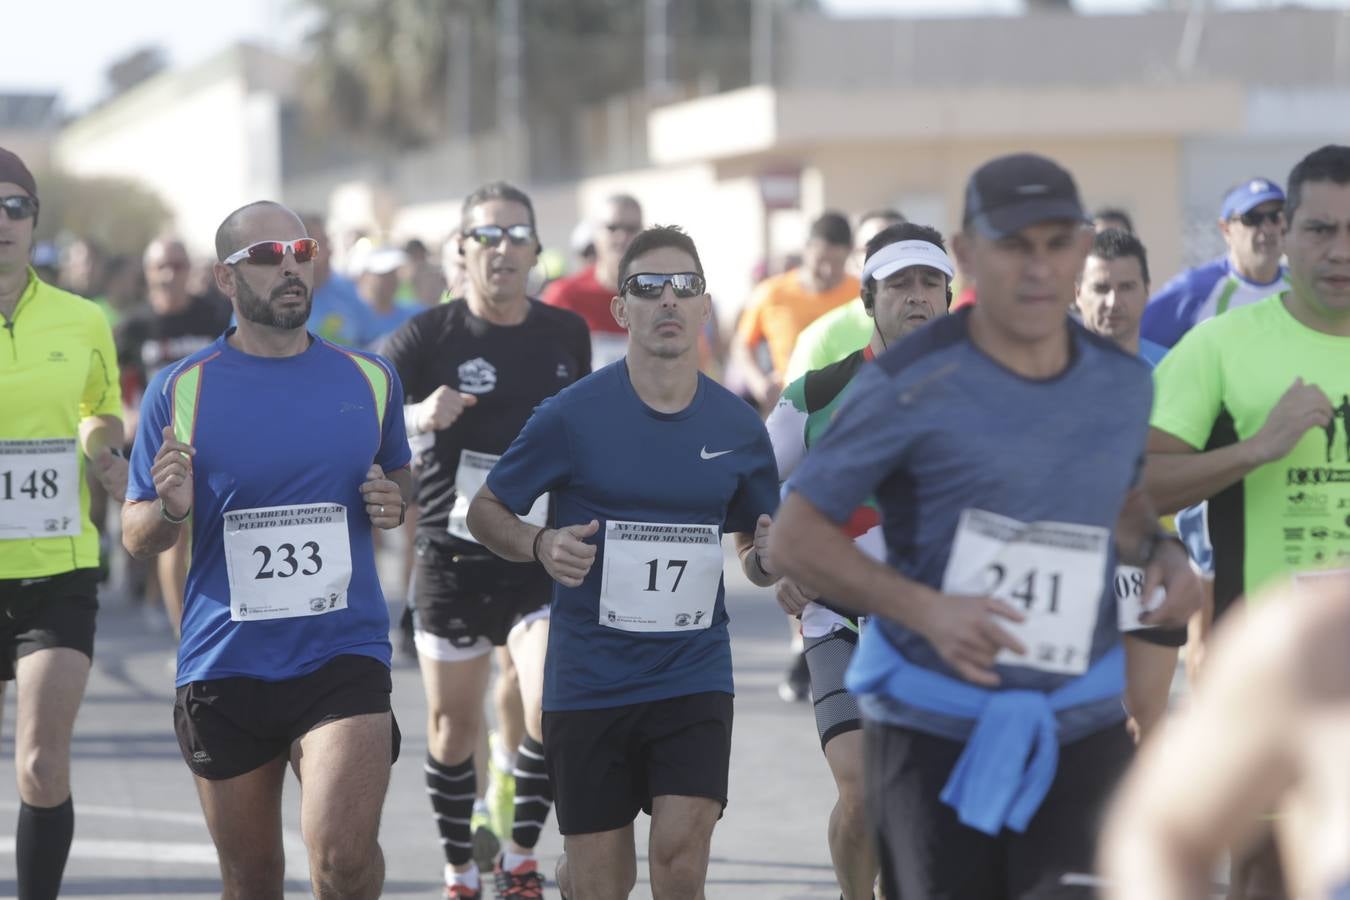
[1235,208,1284,228]
[620,272,706,299]
[465,224,536,248]
[0,195,38,221]
[222,239,319,266]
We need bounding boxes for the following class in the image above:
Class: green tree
[33,171,171,256]
[298,0,812,150]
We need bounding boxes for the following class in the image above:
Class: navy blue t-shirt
[488,361,779,712]
[788,309,1153,742]
[127,331,411,686]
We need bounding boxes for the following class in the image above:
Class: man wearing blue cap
[769,152,1202,898]
[1142,178,1288,349]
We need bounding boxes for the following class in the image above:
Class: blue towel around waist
[846,623,1125,836]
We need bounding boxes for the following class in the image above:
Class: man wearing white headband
[764,221,952,900]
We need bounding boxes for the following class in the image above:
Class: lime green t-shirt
[783,296,873,381]
[1,270,122,579]
[1151,294,1350,609]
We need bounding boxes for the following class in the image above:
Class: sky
[3,0,1346,114]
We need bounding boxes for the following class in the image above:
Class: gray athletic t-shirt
[787,308,1153,742]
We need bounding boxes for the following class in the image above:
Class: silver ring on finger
[379,505,385,516]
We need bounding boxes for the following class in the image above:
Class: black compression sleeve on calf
[17,796,74,900]
[425,754,477,867]
[511,736,553,851]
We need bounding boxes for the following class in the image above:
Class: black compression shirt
[383,298,592,534]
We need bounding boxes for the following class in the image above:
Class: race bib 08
[1113,565,1166,632]
[449,449,547,543]
[599,520,724,633]
[942,509,1109,676]
[222,503,353,622]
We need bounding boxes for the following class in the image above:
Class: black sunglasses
[0,195,38,221]
[1235,208,1284,228]
[620,272,706,299]
[465,224,535,247]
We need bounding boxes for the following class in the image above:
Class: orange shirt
[735,269,860,376]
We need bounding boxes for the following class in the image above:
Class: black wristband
[395,500,407,527]
[159,497,191,525]
[752,549,771,579]
[532,527,548,563]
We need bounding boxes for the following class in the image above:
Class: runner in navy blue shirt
[468,225,779,900]
[771,155,1202,899]
[123,200,412,900]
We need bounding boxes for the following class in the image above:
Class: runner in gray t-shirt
[770,153,1202,899]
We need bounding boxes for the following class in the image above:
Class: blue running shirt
[127,331,411,686]
[488,361,780,712]
[788,309,1153,742]
[1141,256,1286,349]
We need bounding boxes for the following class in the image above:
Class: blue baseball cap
[1221,178,1285,220]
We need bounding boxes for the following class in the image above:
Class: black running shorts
[0,568,99,681]
[411,533,551,647]
[173,653,400,780]
[543,691,733,835]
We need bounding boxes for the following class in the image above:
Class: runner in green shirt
[1145,143,1350,899]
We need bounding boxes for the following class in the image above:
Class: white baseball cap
[861,240,955,285]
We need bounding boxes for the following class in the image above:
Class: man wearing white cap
[356,245,419,344]
[764,222,953,900]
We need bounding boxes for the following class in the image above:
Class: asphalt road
[0,548,844,899]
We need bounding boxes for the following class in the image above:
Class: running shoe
[494,853,545,898]
[470,806,500,871]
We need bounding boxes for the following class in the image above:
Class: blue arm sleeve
[487,398,572,515]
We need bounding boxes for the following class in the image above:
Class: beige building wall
[803,136,1186,284]
[54,47,292,256]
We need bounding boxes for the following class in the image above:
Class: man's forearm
[1115,487,1166,566]
[122,499,184,559]
[1144,442,1264,515]
[79,414,124,460]
[466,491,540,562]
[734,533,776,588]
[769,492,933,630]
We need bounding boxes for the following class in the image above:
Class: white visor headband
[862,240,955,285]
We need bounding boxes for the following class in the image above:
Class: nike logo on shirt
[700,447,733,460]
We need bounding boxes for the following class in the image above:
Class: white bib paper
[222,503,353,622]
[1113,565,1167,632]
[0,438,81,538]
[942,509,1108,676]
[599,520,724,633]
[449,449,547,542]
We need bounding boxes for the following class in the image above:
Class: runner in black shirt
[384,182,589,900]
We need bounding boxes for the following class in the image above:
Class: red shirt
[541,267,625,336]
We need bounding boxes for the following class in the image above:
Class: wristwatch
[1138,531,1185,566]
